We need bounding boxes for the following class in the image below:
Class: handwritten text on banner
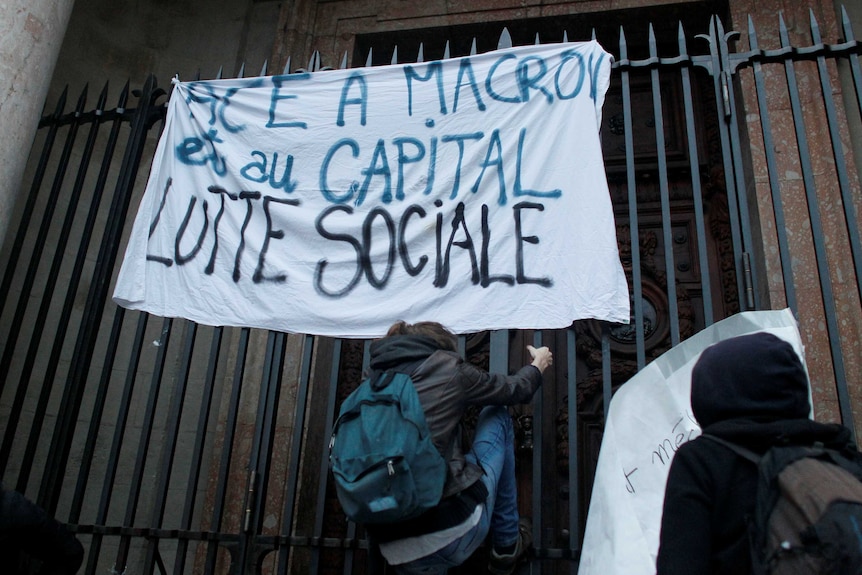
[113,41,630,337]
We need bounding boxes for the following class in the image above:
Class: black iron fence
[1,10,860,575]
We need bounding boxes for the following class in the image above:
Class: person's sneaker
[488,518,533,575]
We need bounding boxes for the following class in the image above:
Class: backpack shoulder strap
[702,434,770,575]
[701,434,762,465]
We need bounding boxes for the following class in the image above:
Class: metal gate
[1,10,860,575]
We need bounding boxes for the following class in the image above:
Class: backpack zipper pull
[387,460,395,476]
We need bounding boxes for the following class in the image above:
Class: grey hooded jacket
[368,334,542,498]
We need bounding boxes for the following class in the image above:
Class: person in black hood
[656,331,854,575]
[365,320,552,575]
[0,484,84,574]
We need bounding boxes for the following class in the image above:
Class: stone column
[0,0,76,247]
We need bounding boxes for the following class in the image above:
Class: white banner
[113,41,629,337]
[577,309,808,575]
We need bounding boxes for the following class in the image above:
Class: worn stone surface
[731,0,862,438]
[0,0,75,249]
[47,0,279,103]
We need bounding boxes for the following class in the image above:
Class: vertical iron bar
[649,25,680,346]
[0,89,68,389]
[619,28,646,369]
[531,331,543,573]
[704,17,747,312]
[601,325,612,422]
[716,16,760,309]
[489,329,511,566]
[238,330,285,572]
[9,86,99,491]
[173,325,223,573]
[67,84,135,522]
[83,311,148,575]
[746,18,798,313]
[13,85,106,394]
[277,334,315,575]
[678,22,715,326]
[144,320,198,572]
[39,75,165,514]
[779,15,854,438]
[69,307,126,521]
[236,331,277,574]
[489,330,509,375]
[205,327,251,573]
[255,329,287,522]
[566,327,579,571]
[310,338,344,574]
[342,340,371,575]
[114,316,173,571]
[810,11,862,311]
[1,86,87,485]
[841,6,862,122]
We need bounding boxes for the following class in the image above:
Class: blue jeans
[393,406,520,575]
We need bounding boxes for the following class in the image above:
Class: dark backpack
[705,434,862,575]
[329,371,447,524]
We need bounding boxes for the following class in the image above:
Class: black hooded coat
[0,485,84,574]
[655,332,854,575]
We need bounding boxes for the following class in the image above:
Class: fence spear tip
[748,15,760,49]
[498,27,512,50]
[778,12,790,45]
[115,80,130,108]
[677,21,688,53]
[648,22,657,54]
[841,5,855,41]
[50,86,68,117]
[75,84,89,111]
[809,8,822,42]
[259,60,268,77]
[619,26,628,58]
[96,82,109,111]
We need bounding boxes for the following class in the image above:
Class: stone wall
[48,0,282,104]
[726,0,862,433]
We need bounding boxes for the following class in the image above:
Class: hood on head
[691,332,810,428]
[369,334,442,373]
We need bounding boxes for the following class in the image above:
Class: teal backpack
[329,371,447,524]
